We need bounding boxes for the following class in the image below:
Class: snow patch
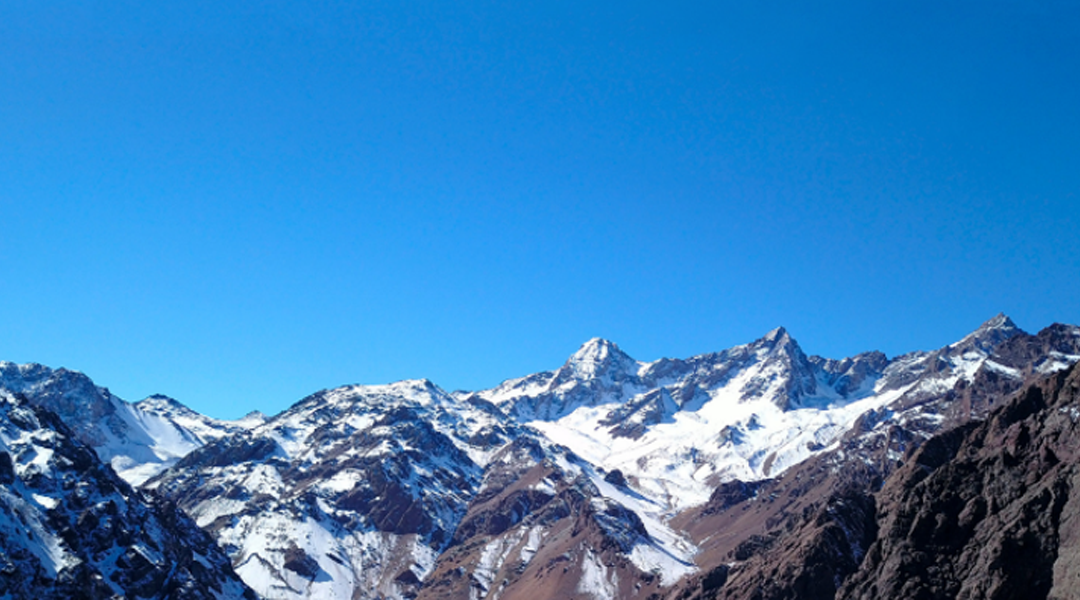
[577,549,618,600]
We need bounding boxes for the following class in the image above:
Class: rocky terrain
[839,360,1080,600]
[3,313,1080,600]
[668,322,1080,600]
[0,389,255,599]
[143,380,520,599]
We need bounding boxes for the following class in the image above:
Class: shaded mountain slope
[0,390,255,600]
[839,361,1080,600]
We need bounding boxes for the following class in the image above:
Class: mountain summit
[564,338,639,380]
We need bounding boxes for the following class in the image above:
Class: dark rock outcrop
[0,391,255,600]
[839,362,1080,600]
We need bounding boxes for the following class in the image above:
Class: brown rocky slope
[838,360,1080,599]
[670,326,1080,600]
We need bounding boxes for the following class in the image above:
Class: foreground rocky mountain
[840,361,1080,599]
[0,389,255,599]
[4,313,1080,599]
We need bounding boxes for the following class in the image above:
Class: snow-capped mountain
[0,362,263,484]
[0,389,255,599]
[671,320,1080,600]
[469,315,1025,511]
[145,380,520,600]
[473,338,651,421]
[7,314,1080,600]
[145,377,704,600]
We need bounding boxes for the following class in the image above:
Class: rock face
[839,361,1080,600]
[0,390,255,600]
[416,436,696,600]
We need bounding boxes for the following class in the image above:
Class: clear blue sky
[1,1,1077,419]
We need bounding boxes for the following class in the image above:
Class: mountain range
[3,314,1080,599]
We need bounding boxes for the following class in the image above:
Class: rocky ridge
[839,360,1080,600]
[0,389,255,599]
[668,321,1080,600]
[0,362,262,484]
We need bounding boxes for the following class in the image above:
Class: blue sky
[1,1,1078,419]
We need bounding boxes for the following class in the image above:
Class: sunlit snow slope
[465,315,1035,511]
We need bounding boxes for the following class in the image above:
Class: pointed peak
[751,326,810,365]
[762,326,788,342]
[754,326,799,351]
[978,312,1018,332]
[950,313,1024,353]
[570,338,624,361]
[564,338,637,379]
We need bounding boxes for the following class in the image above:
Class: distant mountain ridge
[0,361,263,484]
[3,314,1080,600]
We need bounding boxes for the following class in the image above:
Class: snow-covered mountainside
[462,314,1031,511]
[147,379,703,600]
[145,380,520,600]
[670,320,1080,600]
[0,389,255,599]
[0,362,263,484]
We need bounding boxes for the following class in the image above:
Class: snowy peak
[480,339,647,421]
[747,326,805,363]
[981,312,1018,331]
[0,362,118,437]
[761,326,788,344]
[950,312,1024,354]
[563,338,639,380]
[742,326,819,409]
[134,393,196,416]
[286,378,469,426]
[0,362,259,486]
[570,337,623,361]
